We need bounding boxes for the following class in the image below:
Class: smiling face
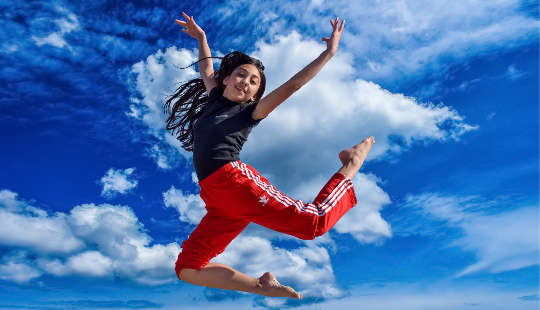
[222,64,261,104]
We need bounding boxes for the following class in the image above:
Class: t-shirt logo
[258,194,269,206]
[216,114,229,118]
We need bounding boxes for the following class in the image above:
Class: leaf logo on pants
[258,194,269,206]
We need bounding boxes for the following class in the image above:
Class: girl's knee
[178,267,198,282]
[175,253,208,281]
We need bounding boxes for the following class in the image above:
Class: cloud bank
[0,189,179,285]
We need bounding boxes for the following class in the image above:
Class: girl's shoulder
[208,86,223,101]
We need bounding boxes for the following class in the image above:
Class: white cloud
[0,190,84,254]
[128,46,198,168]
[32,11,79,49]
[0,189,180,285]
[403,193,539,276]
[68,203,150,256]
[454,207,539,276]
[0,189,31,212]
[129,46,198,138]
[163,186,206,225]
[333,173,392,243]
[36,257,70,276]
[148,144,172,169]
[66,251,113,277]
[191,172,199,184]
[32,32,68,49]
[100,167,138,198]
[0,252,42,284]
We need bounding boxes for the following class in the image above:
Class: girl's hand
[175,12,205,41]
[322,17,345,55]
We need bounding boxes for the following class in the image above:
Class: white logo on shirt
[216,114,229,118]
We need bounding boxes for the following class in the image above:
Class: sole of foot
[257,272,302,299]
[339,136,375,165]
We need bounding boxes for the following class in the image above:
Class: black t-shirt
[192,86,263,181]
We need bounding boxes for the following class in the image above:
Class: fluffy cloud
[128,46,198,167]
[163,186,206,225]
[0,190,84,254]
[333,173,392,243]
[403,193,539,276]
[100,167,138,198]
[65,251,113,277]
[0,189,179,285]
[0,252,42,284]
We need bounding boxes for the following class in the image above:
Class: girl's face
[222,64,261,104]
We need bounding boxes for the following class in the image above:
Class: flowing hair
[162,51,266,152]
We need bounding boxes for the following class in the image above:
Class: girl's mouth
[235,86,245,94]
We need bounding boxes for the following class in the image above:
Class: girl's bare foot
[256,272,302,299]
[339,136,375,165]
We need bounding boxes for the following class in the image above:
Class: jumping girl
[164,12,375,299]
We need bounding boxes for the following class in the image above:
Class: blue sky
[0,0,538,309]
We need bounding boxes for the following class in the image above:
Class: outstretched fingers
[174,11,205,40]
[181,11,191,21]
[339,19,345,31]
[331,17,345,33]
[175,12,195,28]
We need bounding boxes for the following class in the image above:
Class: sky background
[0,0,539,309]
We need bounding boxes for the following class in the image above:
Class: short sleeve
[244,102,263,127]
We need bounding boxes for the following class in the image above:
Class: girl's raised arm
[252,18,345,120]
[175,12,217,93]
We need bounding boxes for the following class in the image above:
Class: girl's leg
[176,209,301,299]
[180,263,301,299]
[229,136,375,240]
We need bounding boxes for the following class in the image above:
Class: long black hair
[162,51,266,152]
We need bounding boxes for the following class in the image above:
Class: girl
[165,12,375,299]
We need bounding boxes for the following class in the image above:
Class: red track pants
[175,160,357,280]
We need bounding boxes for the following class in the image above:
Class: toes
[282,285,301,299]
[362,136,375,146]
[258,272,301,299]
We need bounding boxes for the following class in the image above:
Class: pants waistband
[198,160,240,188]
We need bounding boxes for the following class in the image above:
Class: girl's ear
[222,75,229,86]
